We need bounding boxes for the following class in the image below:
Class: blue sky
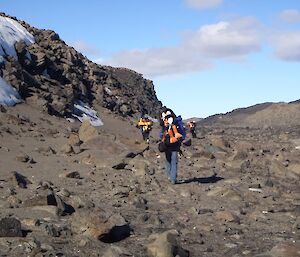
[2,0,300,118]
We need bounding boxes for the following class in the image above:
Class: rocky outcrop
[0,13,162,118]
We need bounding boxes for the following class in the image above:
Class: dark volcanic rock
[0,13,162,119]
[9,171,31,188]
[0,217,23,237]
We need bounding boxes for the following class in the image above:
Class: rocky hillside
[200,101,300,128]
[0,102,299,257]
[0,13,162,118]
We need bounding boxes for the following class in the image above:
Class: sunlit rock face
[0,13,162,120]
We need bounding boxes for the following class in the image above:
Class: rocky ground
[0,103,299,257]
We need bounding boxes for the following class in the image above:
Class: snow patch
[0,16,35,59]
[72,100,103,127]
[144,114,158,123]
[0,77,21,106]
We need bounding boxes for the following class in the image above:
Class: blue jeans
[165,151,178,183]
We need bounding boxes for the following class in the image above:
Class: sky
[1,0,300,118]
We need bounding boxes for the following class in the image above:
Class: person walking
[187,120,197,138]
[137,115,153,144]
[160,109,183,184]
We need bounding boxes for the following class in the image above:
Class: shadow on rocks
[178,174,224,184]
[99,224,132,243]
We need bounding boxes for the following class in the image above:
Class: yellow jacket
[138,118,152,132]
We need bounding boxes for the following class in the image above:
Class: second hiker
[137,114,153,144]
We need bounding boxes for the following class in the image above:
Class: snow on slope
[0,16,35,59]
[72,100,104,126]
[0,77,21,106]
[0,16,102,125]
[0,16,33,106]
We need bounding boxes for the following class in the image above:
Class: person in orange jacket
[187,120,197,138]
[160,109,183,184]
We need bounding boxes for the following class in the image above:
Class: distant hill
[199,101,300,128]
[184,117,203,123]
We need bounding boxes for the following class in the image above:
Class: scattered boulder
[23,191,74,216]
[146,230,189,257]
[0,217,23,237]
[209,136,231,149]
[128,155,151,176]
[256,242,300,257]
[60,171,81,179]
[215,210,240,223]
[101,246,132,257]
[15,153,30,163]
[68,133,81,146]
[207,186,242,201]
[60,143,74,154]
[79,120,99,142]
[71,210,130,242]
[9,171,32,188]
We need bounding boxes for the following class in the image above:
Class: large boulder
[0,217,23,237]
[71,210,131,242]
[79,120,99,142]
[146,230,189,257]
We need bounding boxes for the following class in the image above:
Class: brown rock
[215,210,240,223]
[207,186,242,201]
[146,230,189,257]
[257,242,300,257]
[15,153,30,162]
[78,120,99,142]
[210,136,231,149]
[71,211,130,242]
[0,217,23,237]
[9,171,32,188]
[60,143,74,154]
[68,133,81,146]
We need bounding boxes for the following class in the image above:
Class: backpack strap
[164,125,182,143]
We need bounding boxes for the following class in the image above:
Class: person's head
[163,114,174,127]
[160,107,175,126]
[161,108,176,120]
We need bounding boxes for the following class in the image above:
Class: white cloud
[187,18,261,58]
[99,17,261,78]
[185,0,222,10]
[270,31,300,61]
[279,9,300,23]
[100,47,212,78]
[69,40,100,56]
